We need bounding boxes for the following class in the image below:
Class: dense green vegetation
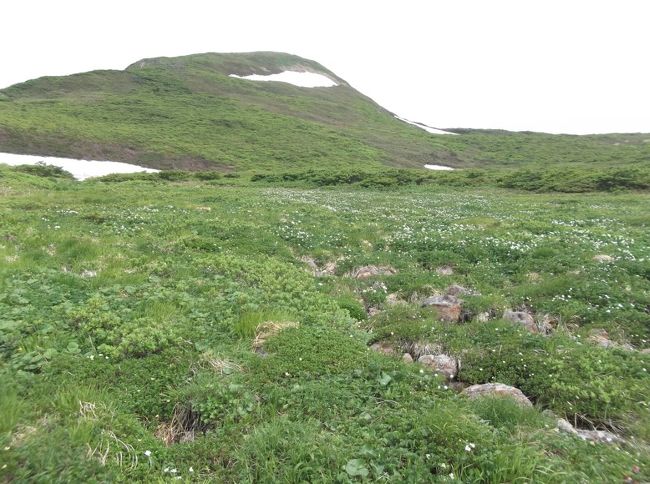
[250,165,650,192]
[1,166,648,482]
[1,50,649,482]
[1,52,649,172]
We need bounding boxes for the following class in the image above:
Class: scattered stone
[320,261,338,276]
[476,312,490,323]
[539,314,558,335]
[402,353,414,364]
[641,348,650,354]
[300,255,318,272]
[541,409,557,419]
[351,265,396,279]
[401,341,443,360]
[462,383,533,407]
[418,354,458,379]
[556,418,624,444]
[300,256,338,277]
[435,265,454,276]
[386,293,406,306]
[370,342,395,356]
[588,329,634,351]
[588,329,614,348]
[448,381,468,392]
[503,310,538,333]
[80,270,98,278]
[593,254,615,263]
[446,284,479,297]
[422,294,462,322]
[556,418,576,434]
[367,307,382,317]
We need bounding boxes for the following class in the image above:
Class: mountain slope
[0,52,649,171]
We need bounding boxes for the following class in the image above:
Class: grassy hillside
[1,52,649,171]
[0,166,649,482]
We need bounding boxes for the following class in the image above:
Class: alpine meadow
[0,52,649,483]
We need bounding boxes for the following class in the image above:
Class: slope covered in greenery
[1,52,649,172]
[0,166,648,482]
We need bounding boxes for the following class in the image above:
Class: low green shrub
[11,163,74,179]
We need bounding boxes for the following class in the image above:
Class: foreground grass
[0,170,648,482]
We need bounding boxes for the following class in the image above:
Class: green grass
[1,52,649,173]
[0,169,648,482]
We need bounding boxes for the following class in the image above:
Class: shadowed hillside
[1,52,648,171]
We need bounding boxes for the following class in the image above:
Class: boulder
[593,254,614,263]
[418,354,458,379]
[556,418,624,444]
[462,383,533,407]
[351,265,396,279]
[503,310,538,333]
[422,294,462,322]
[402,353,414,364]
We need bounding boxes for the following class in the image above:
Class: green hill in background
[1,51,648,172]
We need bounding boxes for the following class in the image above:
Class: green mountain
[0,51,649,171]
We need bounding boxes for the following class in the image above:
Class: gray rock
[402,353,414,364]
[462,383,533,407]
[539,314,557,335]
[422,294,462,322]
[401,341,443,360]
[476,312,491,323]
[418,354,458,379]
[503,310,538,333]
[300,256,337,277]
[593,254,615,263]
[351,265,396,279]
[589,329,634,351]
[556,418,623,444]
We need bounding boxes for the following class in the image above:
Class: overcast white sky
[2,0,649,134]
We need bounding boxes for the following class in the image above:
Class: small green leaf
[378,372,392,386]
[345,459,369,478]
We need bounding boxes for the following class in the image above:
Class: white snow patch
[0,152,158,180]
[394,115,457,135]
[229,71,337,88]
[424,164,455,171]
